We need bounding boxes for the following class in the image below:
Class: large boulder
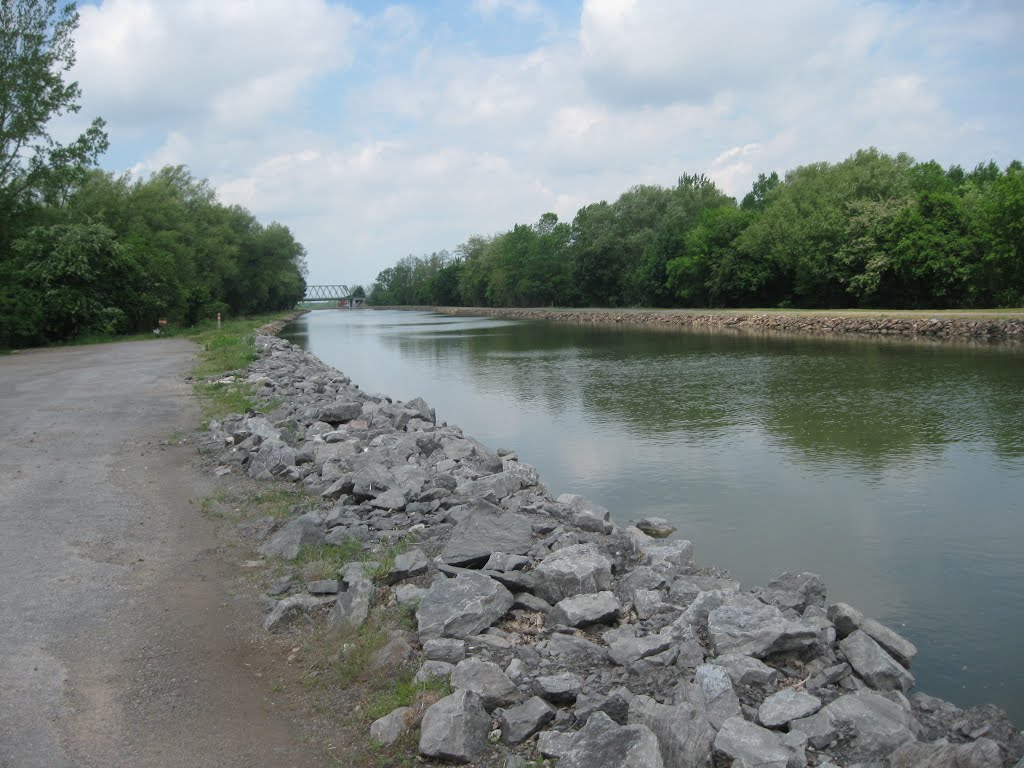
[860,617,918,668]
[449,658,516,710]
[416,572,513,640]
[628,694,714,768]
[707,593,820,658]
[789,690,921,760]
[559,711,665,768]
[548,591,622,628]
[755,571,827,613]
[440,500,535,567]
[418,690,490,763]
[839,629,915,692]
[318,400,363,424]
[533,544,612,605]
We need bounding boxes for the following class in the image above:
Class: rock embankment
[388,306,1024,344]
[201,328,1023,767]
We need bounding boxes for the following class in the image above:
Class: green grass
[199,486,317,523]
[294,540,366,581]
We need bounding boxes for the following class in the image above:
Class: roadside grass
[200,485,317,523]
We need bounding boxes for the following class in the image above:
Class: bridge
[303,284,351,301]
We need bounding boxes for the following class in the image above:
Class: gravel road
[0,340,327,768]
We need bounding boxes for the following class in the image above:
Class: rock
[707,593,820,659]
[533,544,613,605]
[499,696,556,745]
[450,658,516,710]
[755,571,827,614]
[645,539,696,568]
[713,716,791,768]
[608,633,674,668]
[683,664,742,731]
[559,711,665,768]
[483,552,530,572]
[306,579,339,595]
[710,654,779,688]
[557,493,614,534]
[758,688,823,728]
[327,562,375,631]
[628,694,714,768]
[416,571,514,640]
[789,690,921,759]
[860,617,917,668]
[394,584,426,606]
[635,517,676,538]
[828,601,865,638]
[419,690,490,763]
[262,594,332,631]
[534,673,582,704]
[247,439,298,478]
[537,730,576,759]
[632,589,671,620]
[385,548,430,584]
[424,638,466,664]
[540,632,607,666]
[440,501,535,567]
[839,629,915,692]
[415,660,454,683]
[548,591,622,627]
[513,592,551,613]
[368,487,406,509]
[448,470,525,504]
[890,737,1003,768]
[370,706,412,746]
[259,512,323,560]
[318,400,363,424]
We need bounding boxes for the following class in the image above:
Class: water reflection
[284,310,1024,722]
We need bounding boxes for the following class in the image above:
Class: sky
[60,0,1024,289]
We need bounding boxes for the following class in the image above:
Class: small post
[217,312,221,330]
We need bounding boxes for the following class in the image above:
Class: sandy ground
[0,340,329,768]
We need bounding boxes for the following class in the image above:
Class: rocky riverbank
[385,306,1024,345]
[199,323,1023,767]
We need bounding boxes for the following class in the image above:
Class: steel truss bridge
[303,284,351,301]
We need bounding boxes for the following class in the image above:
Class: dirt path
[0,341,329,768]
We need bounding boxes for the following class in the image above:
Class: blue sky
[62,0,1023,287]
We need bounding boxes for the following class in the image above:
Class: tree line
[0,1,307,349]
[370,149,1024,310]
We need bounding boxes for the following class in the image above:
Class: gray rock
[499,696,556,745]
[318,400,363,424]
[259,512,323,560]
[415,660,454,683]
[557,493,614,534]
[483,552,530,572]
[419,690,490,763]
[385,548,430,584]
[327,562,374,631]
[450,658,516,710]
[755,571,827,614]
[306,579,339,595]
[368,487,407,510]
[860,617,917,668]
[758,688,823,728]
[890,737,1003,768]
[537,730,576,759]
[713,716,791,768]
[686,664,742,730]
[635,516,676,538]
[644,538,695,567]
[262,593,332,631]
[351,464,398,499]
[628,694,714,768]
[533,544,613,605]
[440,501,535,567]
[548,591,622,628]
[710,654,779,688]
[416,571,514,640]
[828,601,866,638]
[607,633,674,667]
[370,706,412,746]
[247,438,297,478]
[632,589,671,620]
[789,690,921,759]
[707,593,820,659]
[513,592,551,613]
[840,629,915,692]
[574,687,634,725]
[424,638,466,664]
[534,672,582,704]
[394,584,426,606]
[449,470,525,504]
[559,711,665,768]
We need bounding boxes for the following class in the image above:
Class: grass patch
[199,486,317,523]
[295,540,366,581]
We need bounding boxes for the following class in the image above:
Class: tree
[0,0,108,233]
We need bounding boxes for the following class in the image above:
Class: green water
[284,309,1024,722]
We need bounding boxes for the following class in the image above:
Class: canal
[283,309,1024,722]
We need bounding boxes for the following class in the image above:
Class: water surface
[284,309,1024,721]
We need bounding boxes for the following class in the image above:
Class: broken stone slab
[828,601,865,638]
[628,694,714,768]
[262,593,333,631]
[384,548,430,584]
[860,617,918,668]
[710,654,779,688]
[558,711,665,768]
[499,696,557,745]
[259,512,323,560]
[450,658,516,710]
[707,593,820,659]
[889,736,1003,768]
[369,706,412,746]
[789,690,921,759]
[419,690,490,763]
[607,633,674,668]
[533,672,582,704]
[548,591,622,628]
[416,571,514,640]
[440,500,535,567]
[754,571,827,614]
[681,664,742,731]
[839,629,915,692]
[758,688,823,728]
[713,716,791,768]
[533,544,613,605]
[327,562,375,631]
